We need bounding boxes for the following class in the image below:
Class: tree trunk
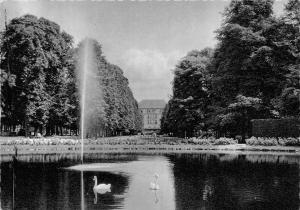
[24,117,29,137]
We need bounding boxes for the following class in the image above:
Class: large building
[139,99,166,134]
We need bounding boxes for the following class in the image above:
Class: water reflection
[81,171,84,210]
[168,154,300,210]
[1,160,130,209]
[1,153,138,163]
[151,189,159,204]
[1,153,300,210]
[94,188,112,205]
[68,155,176,210]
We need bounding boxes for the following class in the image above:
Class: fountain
[77,39,98,210]
[77,38,104,163]
[80,40,89,164]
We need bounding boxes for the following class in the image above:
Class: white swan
[93,176,111,193]
[150,173,160,190]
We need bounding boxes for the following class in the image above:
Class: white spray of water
[78,40,92,210]
[77,40,106,209]
[77,39,104,163]
[80,42,89,163]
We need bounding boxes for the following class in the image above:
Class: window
[147,114,157,125]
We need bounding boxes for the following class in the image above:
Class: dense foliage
[0,15,142,136]
[162,0,300,139]
[252,118,300,137]
[161,49,214,137]
[75,39,142,137]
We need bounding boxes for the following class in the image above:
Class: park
[0,0,299,209]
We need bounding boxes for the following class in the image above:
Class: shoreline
[1,143,300,156]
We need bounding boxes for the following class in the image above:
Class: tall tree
[75,39,142,137]
[273,0,300,117]
[1,15,142,136]
[161,0,299,138]
[1,15,73,135]
[208,0,294,137]
[162,48,213,137]
[211,0,279,105]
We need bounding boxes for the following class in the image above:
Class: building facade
[139,99,166,134]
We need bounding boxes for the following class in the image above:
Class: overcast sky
[0,0,287,101]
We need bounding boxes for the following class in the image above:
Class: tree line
[0,15,142,136]
[161,0,299,139]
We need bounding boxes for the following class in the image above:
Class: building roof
[139,99,166,109]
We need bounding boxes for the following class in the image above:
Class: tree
[208,0,297,136]
[160,102,170,134]
[211,0,282,105]
[74,38,142,137]
[102,63,142,134]
[1,15,142,137]
[161,48,213,137]
[0,31,16,132]
[1,15,73,135]
[163,0,299,138]
[273,0,300,117]
[218,95,265,140]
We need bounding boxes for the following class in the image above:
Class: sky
[0,0,287,102]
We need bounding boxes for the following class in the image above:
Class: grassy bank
[1,136,299,156]
[0,136,238,146]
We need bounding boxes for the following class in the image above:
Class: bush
[191,138,211,145]
[187,137,237,145]
[246,137,278,146]
[246,136,300,146]
[278,137,300,146]
[211,137,238,145]
[245,136,256,145]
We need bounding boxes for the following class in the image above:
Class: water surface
[1,153,299,210]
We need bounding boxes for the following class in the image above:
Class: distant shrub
[188,137,237,145]
[246,137,278,146]
[191,138,211,145]
[0,136,142,146]
[246,137,300,146]
[277,137,300,146]
[245,136,256,145]
[212,137,238,145]
[262,138,278,146]
[0,138,80,145]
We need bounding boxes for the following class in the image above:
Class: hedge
[251,118,300,137]
[188,137,238,145]
[246,137,300,146]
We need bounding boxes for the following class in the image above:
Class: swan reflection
[149,173,160,204]
[152,189,159,204]
[94,188,111,204]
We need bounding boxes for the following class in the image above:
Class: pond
[1,153,300,210]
